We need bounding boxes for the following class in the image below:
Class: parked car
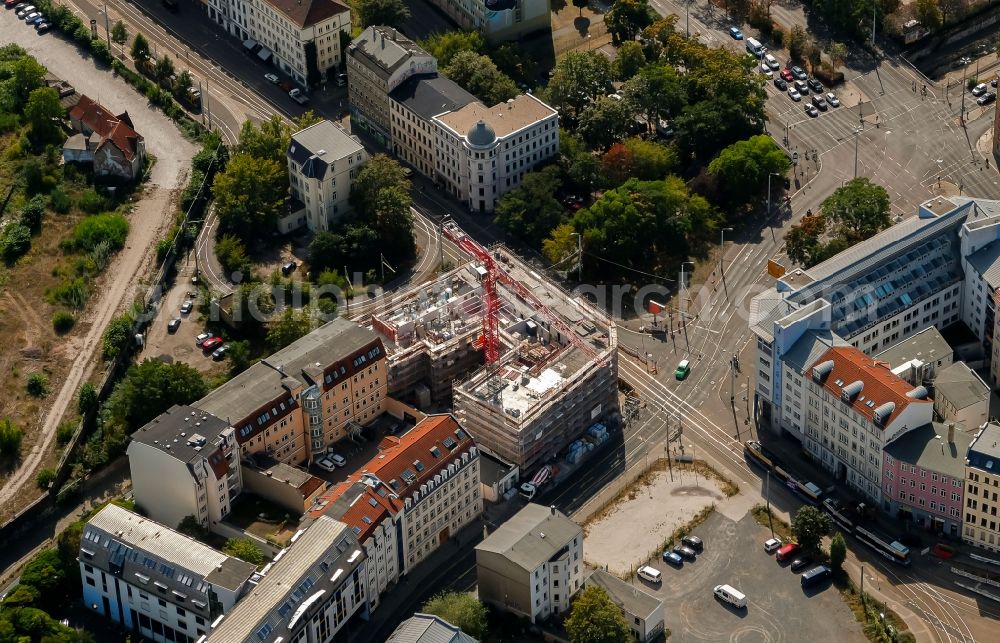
[673,545,697,561]
[729,26,743,40]
[825,92,840,107]
[972,83,988,97]
[682,535,704,552]
[793,79,809,95]
[776,542,800,562]
[637,566,662,584]
[774,77,788,91]
[34,20,49,32]
[167,318,181,333]
[4,0,21,9]
[993,78,999,88]
[811,94,828,110]
[288,88,309,105]
[714,584,747,608]
[805,103,819,117]
[264,73,279,84]
[663,551,684,567]
[780,68,794,82]
[759,63,773,78]
[15,5,35,17]
[180,299,194,314]
[316,457,337,472]
[195,332,212,346]
[201,337,223,351]
[807,77,824,93]
[791,66,808,81]
[764,537,783,553]
[787,88,801,102]
[24,11,42,22]
[212,345,229,360]
[977,92,997,106]
[790,557,813,572]
[801,565,832,588]
[335,73,348,87]
[330,453,347,467]
[764,53,780,70]
[281,261,297,276]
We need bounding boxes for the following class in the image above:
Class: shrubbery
[67,213,129,252]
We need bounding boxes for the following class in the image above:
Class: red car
[201,337,224,351]
[776,542,800,562]
[780,68,794,82]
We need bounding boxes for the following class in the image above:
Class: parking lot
[305,413,412,483]
[631,511,866,642]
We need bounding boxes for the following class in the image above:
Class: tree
[421,30,484,67]
[784,214,827,267]
[103,359,207,431]
[356,0,410,29]
[4,54,46,109]
[111,20,127,55]
[215,234,253,280]
[615,41,646,80]
[791,506,832,553]
[829,42,848,71]
[237,116,292,167]
[443,51,518,106]
[788,25,809,62]
[622,63,686,131]
[721,0,752,22]
[819,177,891,244]
[35,468,56,490]
[226,340,252,376]
[173,70,194,98]
[573,0,588,15]
[57,521,84,569]
[26,373,49,398]
[349,155,415,268]
[102,313,134,360]
[0,418,23,457]
[19,549,68,607]
[543,223,581,266]
[131,32,151,62]
[601,144,635,187]
[421,592,488,639]
[830,532,847,574]
[494,166,565,247]
[623,137,677,180]
[78,382,98,416]
[546,51,614,119]
[605,0,654,44]
[1,223,32,264]
[24,87,64,143]
[213,154,288,239]
[578,97,635,151]
[177,515,210,540]
[154,55,175,82]
[565,585,631,643]
[267,308,315,351]
[915,0,942,30]
[223,538,264,566]
[19,195,47,234]
[707,135,791,206]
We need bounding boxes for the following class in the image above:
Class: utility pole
[102,2,111,49]
[198,81,205,124]
[206,79,213,130]
[719,228,733,298]
[765,469,775,538]
[854,127,861,178]
[767,172,779,242]
[438,218,445,271]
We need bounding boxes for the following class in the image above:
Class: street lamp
[679,261,694,314]
[853,126,862,178]
[99,2,111,50]
[570,232,582,282]
[689,444,698,487]
[767,172,780,242]
[719,228,733,297]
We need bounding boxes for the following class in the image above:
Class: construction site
[371,223,618,472]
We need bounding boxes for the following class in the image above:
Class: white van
[763,53,779,70]
[637,566,662,584]
[713,584,747,608]
[745,37,764,57]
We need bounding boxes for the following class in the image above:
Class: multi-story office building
[346,26,436,146]
[476,503,584,623]
[204,0,351,87]
[750,196,1000,435]
[963,421,1000,551]
[80,504,256,643]
[882,422,970,537]
[205,516,368,642]
[432,94,559,214]
[427,0,551,41]
[283,120,368,233]
[389,75,477,178]
[803,346,934,501]
[128,320,386,530]
[308,414,482,601]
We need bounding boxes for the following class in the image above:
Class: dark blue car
[662,551,683,567]
[729,26,743,40]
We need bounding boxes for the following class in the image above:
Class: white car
[787,88,802,102]
[764,537,783,553]
[606,93,623,101]
[264,73,279,84]
[180,300,194,314]
[825,92,840,107]
[330,453,347,467]
[316,457,336,472]
[972,83,988,97]
[759,63,773,79]
[195,332,212,346]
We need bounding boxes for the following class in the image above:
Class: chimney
[550,505,555,515]
[948,423,955,444]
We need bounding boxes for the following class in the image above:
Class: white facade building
[205,0,351,87]
[432,94,559,214]
[389,75,477,178]
[284,120,368,233]
[80,504,256,643]
[427,0,551,41]
[126,405,242,532]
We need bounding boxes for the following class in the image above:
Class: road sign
[767,259,786,278]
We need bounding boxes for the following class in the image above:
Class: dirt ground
[583,469,726,576]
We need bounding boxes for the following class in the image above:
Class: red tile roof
[69,95,143,161]
[810,347,931,427]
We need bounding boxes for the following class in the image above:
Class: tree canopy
[830,532,847,574]
[421,31,485,67]
[25,87,63,143]
[578,97,636,150]
[421,592,488,639]
[494,166,565,246]
[267,308,316,351]
[103,359,207,431]
[605,0,654,44]
[792,505,833,553]
[546,51,615,119]
[707,135,790,206]
[622,63,686,132]
[356,0,410,29]
[223,538,264,566]
[348,154,416,270]
[819,177,891,244]
[213,154,287,239]
[443,50,518,106]
[565,585,631,643]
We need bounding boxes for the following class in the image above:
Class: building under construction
[372,235,618,471]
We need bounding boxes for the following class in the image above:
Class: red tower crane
[440,221,601,365]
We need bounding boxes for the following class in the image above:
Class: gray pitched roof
[348,26,430,80]
[390,74,478,120]
[386,613,478,643]
[966,239,1000,290]
[288,120,364,181]
[884,422,973,478]
[782,329,848,373]
[874,326,952,368]
[585,569,662,620]
[933,361,988,411]
[476,503,581,572]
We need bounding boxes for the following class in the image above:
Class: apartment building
[128,320,386,530]
[585,570,665,642]
[883,422,970,537]
[308,414,482,601]
[386,613,476,643]
[283,120,368,233]
[750,196,1000,434]
[932,361,989,431]
[346,26,436,146]
[206,0,351,87]
[432,94,559,214]
[205,516,368,642]
[963,421,1000,552]
[803,346,934,501]
[127,405,242,531]
[389,75,477,178]
[476,503,584,623]
[427,0,551,41]
[80,504,256,643]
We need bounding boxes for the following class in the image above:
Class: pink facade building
[882,422,970,537]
